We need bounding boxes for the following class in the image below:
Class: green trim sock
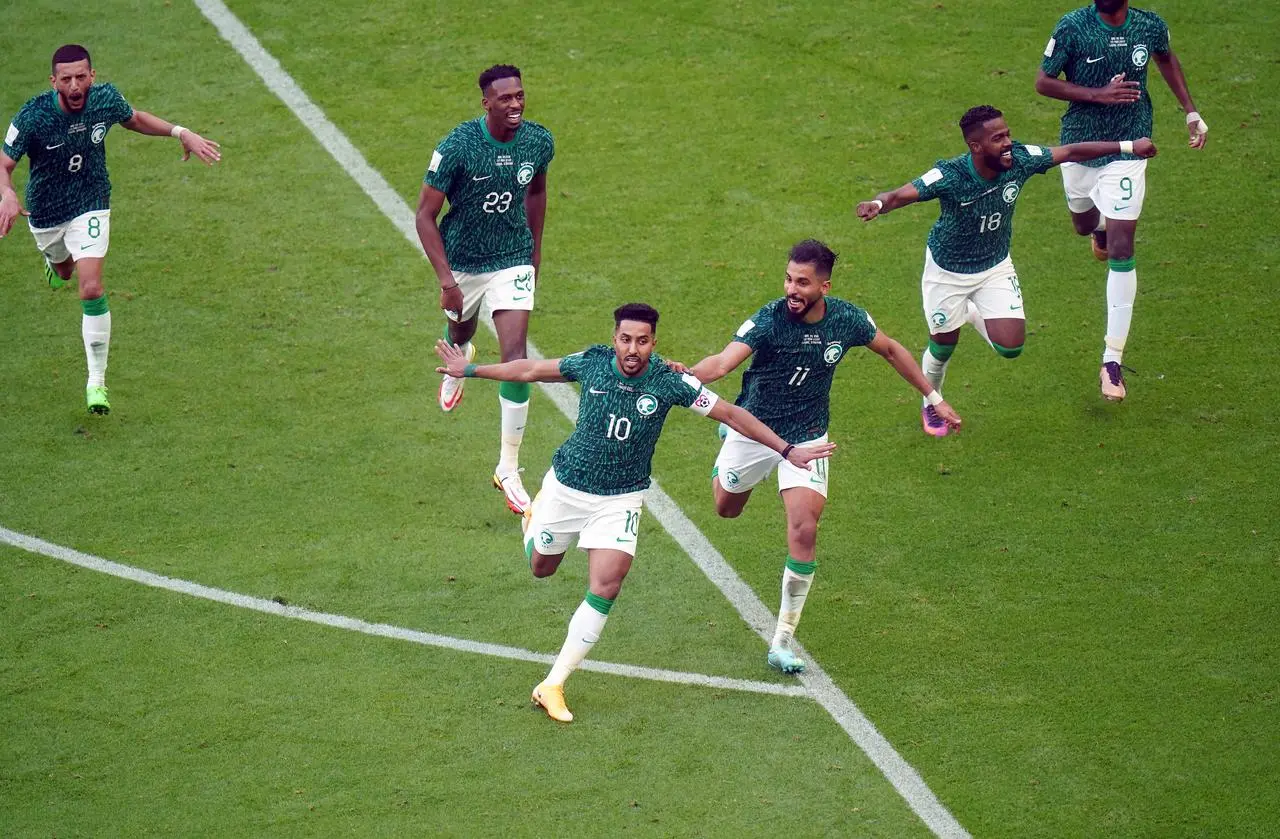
[992,342,1023,359]
[921,341,952,405]
[1104,258,1136,364]
[497,381,531,474]
[773,556,816,649]
[546,596,613,685]
[80,295,111,388]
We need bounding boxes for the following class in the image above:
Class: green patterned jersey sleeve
[910,161,950,202]
[1154,15,1171,54]
[1014,142,1057,177]
[1041,15,1075,77]
[557,349,592,382]
[423,132,462,192]
[657,368,719,415]
[843,307,877,348]
[732,302,776,353]
[98,84,134,125]
[3,106,33,162]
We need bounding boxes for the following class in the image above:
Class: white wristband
[1185,111,1201,125]
[925,390,944,407]
[1186,111,1208,133]
[170,125,187,139]
[871,199,884,211]
[1119,140,1134,155]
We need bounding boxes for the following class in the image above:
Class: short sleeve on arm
[1154,16,1171,54]
[674,372,720,416]
[910,163,948,202]
[733,304,774,353]
[104,85,134,125]
[1041,21,1072,76]
[1016,142,1057,176]
[845,310,877,348]
[3,116,28,162]
[558,350,588,382]
[423,136,461,192]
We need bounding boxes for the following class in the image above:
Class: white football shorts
[921,247,1024,335]
[30,209,111,263]
[1060,158,1148,221]
[713,428,830,499]
[524,468,645,558]
[446,264,536,322]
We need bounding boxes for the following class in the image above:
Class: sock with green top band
[1104,258,1137,364]
[499,381,530,403]
[785,557,817,575]
[81,295,111,388]
[1108,256,1136,272]
[992,342,1023,359]
[773,556,816,649]
[81,294,109,316]
[546,597,612,685]
[584,591,615,615]
[926,339,955,361]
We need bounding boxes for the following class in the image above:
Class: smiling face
[782,260,831,321]
[968,116,1015,172]
[613,319,656,377]
[51,59,95,113]
[483,76,525,134]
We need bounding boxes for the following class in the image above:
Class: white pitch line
[193,4,968,836]
[0,527,806,699]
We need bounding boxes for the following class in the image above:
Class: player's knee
[787,517,819,550]
[530,555,560,578]
[714,491,746,518]
[992,342,1023,359]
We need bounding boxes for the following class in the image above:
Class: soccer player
[435,303,834,722]
[416,64,554,515]
[687,240,961,676]
[856,106,1155,434]
[1036,0,1207,401]
[0,44,221,414]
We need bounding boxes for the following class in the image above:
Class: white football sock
[83,312,111,387]
[546,599,610,686]
[920,347,949,405]
[1104,267,1137,364]
[771,565,815,650]
[497,396,529,474]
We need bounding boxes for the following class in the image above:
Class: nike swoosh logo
[1113,204,1129,211]
[1086,56,1104,64]
[615,538,634,544]
[46,143,65,149]
[958,185,1002,207]
[511,295,528,301]
[472,174,492,181]
[588,387,608,395]
[1009,304,1023,310]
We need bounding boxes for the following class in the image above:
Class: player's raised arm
[1051,138,1157,165]
[856,183,920,221]
[0,152,30,237]
[706,399,836,469]
[434,339,565,383]
[864,330,962,431]
[1152,50,1208,149]
[689,340,753,385]
[122,111,221,164]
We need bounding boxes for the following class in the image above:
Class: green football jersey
[423,117,555,273]
[732,296,877,444]
[1041,5,1171,168]
[910,142,1058,274]
[553,345,717,496]
[3,84,134,228]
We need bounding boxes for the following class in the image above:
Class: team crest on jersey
[823,342,843,364]
[91,123,106,144]
[538,530,554,549]
[1131,44,1149,68]
[1002,183,1020,204]
[516,162,536,185]
[636,394,658,416]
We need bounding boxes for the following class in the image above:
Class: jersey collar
[1093,7,1131,32]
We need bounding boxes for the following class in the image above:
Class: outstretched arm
[864,331,962,431]
[1051,138,1157,164]
[434,339,566,383]
[856,183,920,221]
[706,400,836,469]
[689,341,753,384]
[1153,50,1208,149]
[122,110,221,164]
[0,152,29,237]
[524,171,547,274]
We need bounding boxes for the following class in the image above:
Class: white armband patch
[920,167,943,186]
[1025,144,1044,157]
[866,313,877,330]
[1044,36,1056,57]
[428,149,443,173]
[688,386,719,417]
[735,318,755,337]
[4,123,18,146]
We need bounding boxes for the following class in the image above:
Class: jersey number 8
[483,191,513,214]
